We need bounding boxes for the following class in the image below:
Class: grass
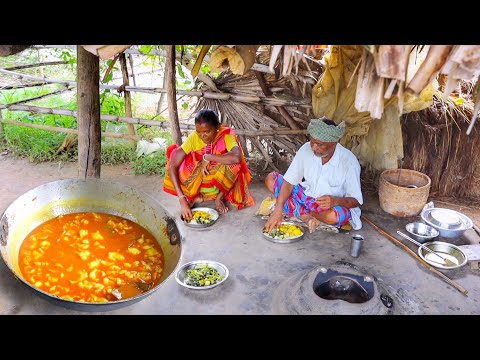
[101,144,136,165]
[133,151,167,175]
[3,121,170,174]
[4,126,68,162]
[4,125,169,174]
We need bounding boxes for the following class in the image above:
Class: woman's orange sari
[163,126,255,209]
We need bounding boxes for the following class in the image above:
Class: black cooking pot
[0,178,183,311]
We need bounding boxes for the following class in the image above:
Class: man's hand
[264,208,284,232]
[180,198,193,221]
[316,195,336,209]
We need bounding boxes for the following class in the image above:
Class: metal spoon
[397,231,456,267]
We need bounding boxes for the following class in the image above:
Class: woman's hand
[200,156,210,176]
[180,197,193,221]
[264,208,284,232]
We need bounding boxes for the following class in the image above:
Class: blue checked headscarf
[307,117,345,142]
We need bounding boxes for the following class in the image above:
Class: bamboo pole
[119,53,136,147]
[156,62,167,115]
[0,104,194,127]
[5,61,67,71]
[0,105,308,136]
[1,119,141,140]
[0,82,49,90]
[101,54,120,83]
[128,53,136,86]
[113,69,162,81]
[362,214,468,296]
[0,68,309,107]
[5,86,74,106]
[0,68,77,86]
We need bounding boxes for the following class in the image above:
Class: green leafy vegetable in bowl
[184,264,224,287]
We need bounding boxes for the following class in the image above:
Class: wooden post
[128,53,137,86]
[77,45,101,179]
[156,62,167,115]
[119,53,136,148]
[165,45,182,145]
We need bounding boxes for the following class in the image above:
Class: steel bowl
[421,208,473,238]
[418,241,468,269]
[405,222,439,243]
[262,221,305,244]
[181,207,219,229]
[427,208,462,229]
[175,260,228,290]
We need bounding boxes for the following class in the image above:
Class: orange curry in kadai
[19,212,165,303]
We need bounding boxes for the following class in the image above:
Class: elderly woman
[263,117,363,233]
[163,109,255,221]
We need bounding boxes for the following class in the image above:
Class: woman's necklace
[205,142,213,155]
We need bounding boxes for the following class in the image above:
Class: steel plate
[262,221,305,244]
[175,260,228,290]
[181,207,219,229]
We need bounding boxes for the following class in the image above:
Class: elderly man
[263,117,363,233]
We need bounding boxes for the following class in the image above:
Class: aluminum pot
[0,178,183,312]
[421,208,472,238]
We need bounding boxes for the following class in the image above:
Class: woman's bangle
[178,195,186,200]
[203,154,210,162]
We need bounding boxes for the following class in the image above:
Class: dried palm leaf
[401,92,478,198]
[269,45,283,74]
[406,45,453,96]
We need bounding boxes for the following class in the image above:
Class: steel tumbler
[350,234,364,257]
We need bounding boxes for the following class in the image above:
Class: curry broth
[18,212,165,302]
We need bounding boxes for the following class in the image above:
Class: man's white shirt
[283,142,363,230]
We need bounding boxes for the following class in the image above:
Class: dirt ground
[2,153,480,315]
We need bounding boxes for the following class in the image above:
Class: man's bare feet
[215,197,229,214]
[300,214,320,233]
